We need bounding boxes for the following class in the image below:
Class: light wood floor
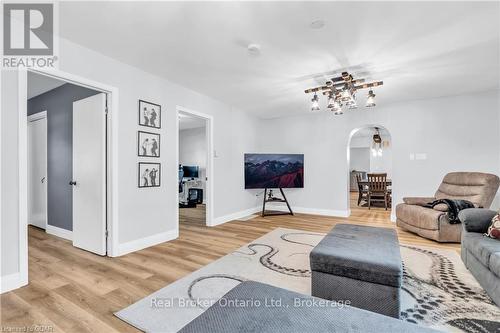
[1,194,460,332]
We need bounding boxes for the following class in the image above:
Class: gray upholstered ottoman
[179,281,438,333]
[310,224,402,318]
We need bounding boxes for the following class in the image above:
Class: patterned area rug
[115,228,500,333]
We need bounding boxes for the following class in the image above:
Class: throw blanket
[425,199,475,224]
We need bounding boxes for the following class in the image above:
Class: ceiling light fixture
[311,93,320,111]
[247,43,261,56]
[371,127,383,156]
[366,90,376,107]
[310,19,325,30]
[347,99,358,109]
[327,93,335,109]
[304,72,383,114]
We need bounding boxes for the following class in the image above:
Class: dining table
[357,178,393,208]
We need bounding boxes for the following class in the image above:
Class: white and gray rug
[115,228,500,333]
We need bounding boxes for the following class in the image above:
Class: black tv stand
[262,188,294,217]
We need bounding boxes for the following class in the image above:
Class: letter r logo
[3,3,53,55]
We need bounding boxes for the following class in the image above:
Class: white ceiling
[28,72,65,99]
[60,2,499,119]
[179,113,206,130]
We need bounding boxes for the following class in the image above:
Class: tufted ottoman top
[310,224,402,287]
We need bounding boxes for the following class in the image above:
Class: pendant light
[366,90,376,107]
[327,93,335,109]
[372,127,383,156]
[311,93,320,111]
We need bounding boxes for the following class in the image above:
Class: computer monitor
[182,165,199,178]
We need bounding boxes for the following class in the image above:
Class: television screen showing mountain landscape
[244,153,304,189]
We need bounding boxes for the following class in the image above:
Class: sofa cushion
[489,253,500,278]
[310,224,401,287]
[396,203,446,230]
[179,281,439,333]
[459,208,497,233]
[462,232,500,268]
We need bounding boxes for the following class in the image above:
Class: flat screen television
[182,165,199,178]
[244,153,304,189]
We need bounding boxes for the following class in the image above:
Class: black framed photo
[138,99,161,128]
[138,162,161,188]
[138,131,160,157]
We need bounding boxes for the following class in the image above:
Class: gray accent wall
[28,83,100,231]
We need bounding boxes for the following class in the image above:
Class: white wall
[1,38,260,289]
[1,71,21,277]
[258,91,500,217]
[350,147,370,173]
[179,127,207,198]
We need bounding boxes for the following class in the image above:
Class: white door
[72,93,107,255]
[28,113,47,229]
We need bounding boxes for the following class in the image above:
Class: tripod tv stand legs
[262,188,294,217]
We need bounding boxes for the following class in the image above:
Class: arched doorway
[347,125,393,213]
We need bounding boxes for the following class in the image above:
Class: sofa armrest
[402,197,435,206]
[458,208,497,233]
[432,203,449,212]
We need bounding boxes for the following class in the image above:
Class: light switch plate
[416,153,427,160]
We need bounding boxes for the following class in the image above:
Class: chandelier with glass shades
[305,72,383,114]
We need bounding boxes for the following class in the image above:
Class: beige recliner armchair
[396,172,499,242]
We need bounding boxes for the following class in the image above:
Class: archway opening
[347,125,393,215]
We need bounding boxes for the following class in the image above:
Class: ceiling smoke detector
[310,19,325,30]
[247,43,261,56]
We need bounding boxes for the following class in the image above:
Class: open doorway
[26,71,108,255]
[177,107,213,230]
[348,126,392,212]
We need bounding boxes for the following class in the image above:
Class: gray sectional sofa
[459,208,500,305]
[179,281,439,333]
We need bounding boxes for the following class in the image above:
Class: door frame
[17,68,119,288]
[176,106,214,227]
[27,111,48,230]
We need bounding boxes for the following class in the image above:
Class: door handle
[41,177,46,183]
[69,181,77,186]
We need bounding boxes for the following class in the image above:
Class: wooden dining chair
[367,173,389,210]
[355,173,368,206]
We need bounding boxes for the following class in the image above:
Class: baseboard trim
[1,272,28,294]
[211,207,261,226]
[115,229,179,257]
[212,205,351,227]
[269,205,351,217]
[46,225,73,241]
